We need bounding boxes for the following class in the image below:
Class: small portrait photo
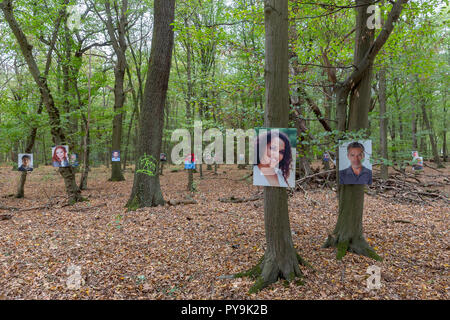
[184,154,196,170]
[339,140,372,185]
[70,153,79,167]
[112,150,121,162]
[253,128,297,188]
[412,156,424,171]
[160,153,167,162]
[52,145,70,168]
[18,153,33,172]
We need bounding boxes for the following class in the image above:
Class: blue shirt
[339,166,372,185]
[53,160,69,167]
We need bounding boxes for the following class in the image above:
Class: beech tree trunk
[420,100,443,167]
[242,0,304,293]
[1,0,82,204]
[379,69,389,180]
[443,92,447,162]
[326,0,380,260]
[324,0,407,261]
[184,19,195,192]
[126,0,175,209]
[412,109,418,150]
[103,0,128,181]
[15,119,39,198]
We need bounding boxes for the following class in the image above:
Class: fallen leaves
[0,164,448,299]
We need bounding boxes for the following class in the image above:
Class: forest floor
[0,162,448,300]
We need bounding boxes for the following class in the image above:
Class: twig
[423,162,444,173]
[218,195,262,203]
[0,205,20,211]
[167,199,198,206]
[296,170,335,185]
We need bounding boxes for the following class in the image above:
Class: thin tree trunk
[16,102,43,198]
[79,50,92,190]
[379,69,388,180]
[412,109,418,150]
[184,20,195,192]
[420,100,443,167]
[79,115,90,190]
[443,91,447,162]
[102,0,128,181]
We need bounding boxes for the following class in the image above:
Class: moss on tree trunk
[323,185,381,261]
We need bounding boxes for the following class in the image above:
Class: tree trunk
[443,91,447,162]
[323,0,396,261]
[79,114,90,190]
[1,0,82,204]
[412,109,418,150]
[419,116,426,155]
[104,0,128,181]
[184,20,195,192]
[379,69,388,180]
[123,66,139,171]
[241,0,304,294]
[16,103,42,198]
[16,171,28,199]
[420,99,443,167]
[126,0,175,209]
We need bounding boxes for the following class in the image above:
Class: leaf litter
[0,164,448,300]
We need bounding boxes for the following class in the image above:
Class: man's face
[347,147,364,168]
[113,152,119,158]
[22,158,30,167]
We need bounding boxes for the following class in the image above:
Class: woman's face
[262,137,285,168]
[56,148,65,161]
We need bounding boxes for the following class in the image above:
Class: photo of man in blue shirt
[339,141,372,185]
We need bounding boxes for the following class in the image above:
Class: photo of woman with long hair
[52,145,69,167]
[253,129,296,188]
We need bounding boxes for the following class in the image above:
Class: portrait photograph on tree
[253,128,297,188]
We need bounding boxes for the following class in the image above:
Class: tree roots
[234,253,313,294]
[323,235,382,261]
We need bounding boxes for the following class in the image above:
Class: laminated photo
[253,128,297,188]
[339,140,372,185]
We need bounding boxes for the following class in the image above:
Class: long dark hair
[255,130,292,185]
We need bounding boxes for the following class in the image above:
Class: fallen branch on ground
[218,195,262,203]
[0,214,12,220]
[66,203,107,212]
[296,169,335,185]
[167,199,198,206]
[0,205,20,211]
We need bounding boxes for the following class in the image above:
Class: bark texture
[379,69,389,180]
[239,0,306,293]
[126,0,175,209]
[324,0,408,260]
[2,0,82,203]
